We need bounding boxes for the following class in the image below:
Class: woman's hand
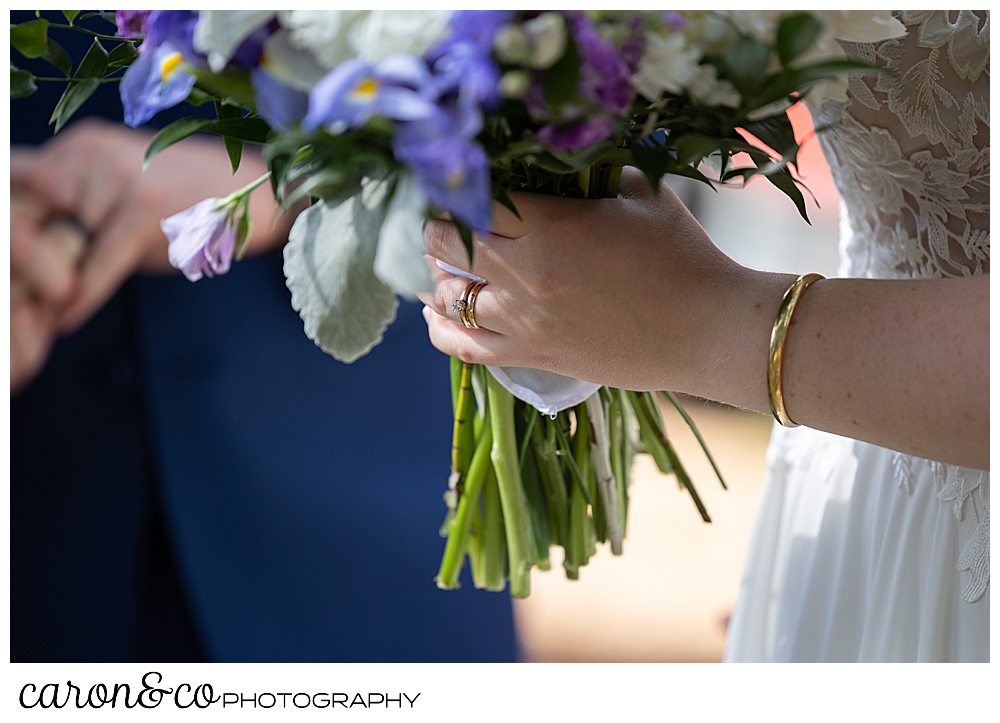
[420,167,988,470]
[420,168,791,408]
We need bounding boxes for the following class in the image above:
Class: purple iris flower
[432,41,502,109]
[251,68,309,132]
[303,56,437,131]
[537,116,615,151]
[162,198,236,282]
[144,10,199,61]
[120,41,197,127]
[116,10,151,40]
[430,10,512,58]
[394,117,492,230]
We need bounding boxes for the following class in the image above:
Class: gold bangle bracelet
[767,272,825,428]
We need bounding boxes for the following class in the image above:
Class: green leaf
[49,77,100,132]
[185,87,215,107]
[455,220,475,264]
[41,38,72,76]
[723,35,771,96]
[200,117,272,143]
[224,137,244,174]
[765,169,810,224]
[629,141,669,194]
[234,209,252,260]
[192,69,256,110]
[10,67,37,99]
[74,38,108,79]
[106,41,138,72]
[143,117,211,170]
[776,13,824,66]
[11,19,49,58]
[673,133,720,166]
[493,185,522,221]
[62,11,81,24]
[542,34,580,111]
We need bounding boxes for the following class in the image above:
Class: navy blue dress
[10,12,517,662]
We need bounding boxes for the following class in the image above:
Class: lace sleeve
[812,10,989,280]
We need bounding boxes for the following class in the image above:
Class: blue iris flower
[120,42,197,128]
[394,109,492,231]
[302,56,437,131]
[144,10,199,61]
[251,67,309,132]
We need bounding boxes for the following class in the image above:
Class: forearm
[702,271,989,470]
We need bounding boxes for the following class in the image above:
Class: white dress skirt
[723,11,989,662]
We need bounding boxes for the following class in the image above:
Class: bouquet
[12,10,906,597]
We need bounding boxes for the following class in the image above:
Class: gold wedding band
[453,280,488,329]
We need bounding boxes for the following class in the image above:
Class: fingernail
[421,305,431,320]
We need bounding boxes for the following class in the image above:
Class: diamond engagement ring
[454,280,487,329]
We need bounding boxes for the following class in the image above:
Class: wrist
[688,267,796,414]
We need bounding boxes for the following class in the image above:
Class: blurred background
[514,102,844,661]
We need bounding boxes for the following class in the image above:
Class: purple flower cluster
[535,13,635,152]
[115,10,151,40]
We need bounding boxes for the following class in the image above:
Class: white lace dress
[724,11,989,662]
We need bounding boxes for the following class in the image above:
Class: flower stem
[586,392,623,554]
[435,423,493,590]
[487,372,532,598]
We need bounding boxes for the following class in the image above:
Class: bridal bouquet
[12,10,905,597]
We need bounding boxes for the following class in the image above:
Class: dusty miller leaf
[283,185,398,363]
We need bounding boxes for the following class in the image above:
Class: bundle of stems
[435,360,726,597]
[435,161,725,597]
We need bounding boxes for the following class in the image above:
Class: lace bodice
[814,10,989,281]
[812,11,990,603]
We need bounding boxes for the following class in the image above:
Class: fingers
[57,210,148,334]
[10,302,57,394]
[420,267,509,334]
[10,216,87,309]
[421,305,511,366]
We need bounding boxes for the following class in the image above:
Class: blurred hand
[11,117,292,335]
[10,189,87,392]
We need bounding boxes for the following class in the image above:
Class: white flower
[688,65,741,109]
[632,30,701,101]
[261,30,328,92]
[276,10,449,70]
[373,173,433,299]
[193,10,275,72]
[348,10,450,63]
[277,10,366,70]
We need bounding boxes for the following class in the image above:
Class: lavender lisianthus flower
[120,41,196,127]
[162,198,236,282]
[537,116,615,151]
[303,56,438,131]
[116,10,151,40]
[394,118,492,230]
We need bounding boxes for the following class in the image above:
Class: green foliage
[11,19,49,58]
[216,101,245,174]
[10,65,37,98]
[106,41,138,72]
[542,34,580,111]
[776,13,824,66]
[41,38,72,77]
[61,11,81,24]
[144,116,274,171]
[49,78,99,132]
